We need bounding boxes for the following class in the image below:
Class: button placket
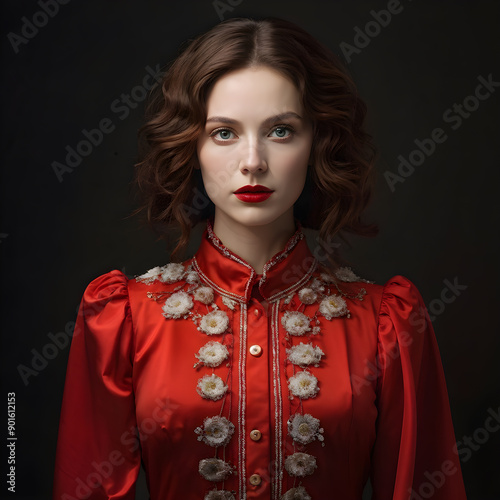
[245,299,271,497]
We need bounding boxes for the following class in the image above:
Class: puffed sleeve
[370,276,466,500]
[53,270,141,500]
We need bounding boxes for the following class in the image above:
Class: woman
[53,18,467,500]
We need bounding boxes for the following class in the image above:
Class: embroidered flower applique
[198,458,235,482]
[135,266,164,284]
[288,414,325,445]
[160,262,185,283]
[287,343,324,368]
[194,286,215,305]
[298,287,318,305]
[195,341,229,368]
[334,266,373,284]
[309,277,325,293]
[288,371,319,399]
[162,291,194,319]
[284,452,317,477]
[199,310,230,335]
[186,270,200,284]
[195,416,235,447]
[204,490,236,500]
[281,311,312,336]
[333,267,360,282]
[197,374,228,401]
[319,294,349,320]
[221,296,238,311]
[281,486,312,500]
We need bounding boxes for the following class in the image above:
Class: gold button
[249,473,261,486]
[253,308,262,319]
[249,344,262,356]
[250,429,262,441]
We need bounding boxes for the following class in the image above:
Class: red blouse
[53,221,466,500]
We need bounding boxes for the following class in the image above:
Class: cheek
[273,146,311,184]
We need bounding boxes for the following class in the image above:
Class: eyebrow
[205,112,303,127]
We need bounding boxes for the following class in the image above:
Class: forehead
[206,66,303,118]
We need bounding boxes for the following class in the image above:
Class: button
[253,308,262,319]
[249,344,262,357]
[250,429,262,441]
[249,473,262,486]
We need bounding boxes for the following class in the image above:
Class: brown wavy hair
[134,17,377,265]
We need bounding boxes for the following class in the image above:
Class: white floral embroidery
[287,343,324,368]
[309,277,325,292]
[159,262,185,283]
[281,486,312,500]
[199,310,230,335]
[320,272,335,283]
[221,296,237,311]
[334,266,360,282]
[195,416,235,447]
[288,414,324,445]
[288,371,319,399]
[185,270,200,284]
[197,374,227,401]
[195,341,229,368]
[194,286,215,305]
[319,294,348,319]
[198,458,234,482]
[162,291,193,319]
[284,452,317,477]
[136,266,164,284]
[298,287,317,305]
[281,311,311,336]
[204,490,236,500]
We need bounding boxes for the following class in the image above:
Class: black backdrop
[1,1,499,499]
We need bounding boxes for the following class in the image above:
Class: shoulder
[317,267,425,319]
[82,269,130,304]
[130,259,197,291]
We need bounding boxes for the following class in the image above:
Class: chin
[231,208,293,228]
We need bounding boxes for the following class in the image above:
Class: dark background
[1,1,499,499]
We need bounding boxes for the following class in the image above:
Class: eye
[210,128,236,142]
[269,125,294,140]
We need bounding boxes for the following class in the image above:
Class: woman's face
[197,66,313,230]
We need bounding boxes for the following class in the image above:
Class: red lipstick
[234,185,274,203]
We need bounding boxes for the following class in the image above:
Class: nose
[239,140,267,174]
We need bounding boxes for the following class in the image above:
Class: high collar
[192,219,318,303]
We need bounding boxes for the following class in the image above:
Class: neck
[212,210,297,274]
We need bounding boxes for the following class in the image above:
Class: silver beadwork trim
[266,258,318,303]
[271,300,283,499]
[192,257,244,302]
[238,303,248,499]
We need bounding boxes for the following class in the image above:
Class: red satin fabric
[53,223,466,500]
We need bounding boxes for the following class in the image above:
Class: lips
[234,185,274,203]
[234,185,273,194]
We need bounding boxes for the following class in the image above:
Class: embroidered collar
[192,219,318,303]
